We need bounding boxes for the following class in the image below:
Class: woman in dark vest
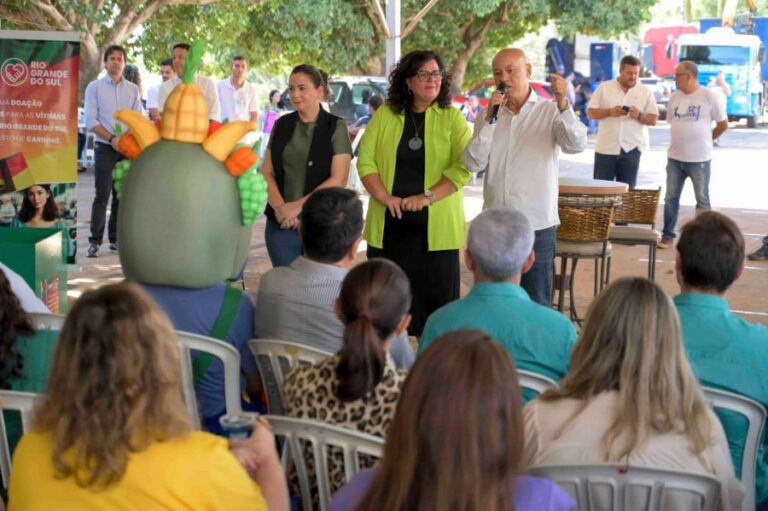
[261,65,353,267]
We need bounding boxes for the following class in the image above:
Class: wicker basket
[557,205,614,242]
[613,188,661,225]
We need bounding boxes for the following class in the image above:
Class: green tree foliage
[1,0,662,97]
[0,0,232,96]
[403,0,657,94]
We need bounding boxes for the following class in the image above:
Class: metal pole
[386,0,401,75]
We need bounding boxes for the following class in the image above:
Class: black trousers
[367,217,459,337]
[89,143,122,245]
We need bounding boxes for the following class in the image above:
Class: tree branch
[34,0,74,30]
[401,0,442,39]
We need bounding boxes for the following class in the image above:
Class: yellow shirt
[9,430,267,511]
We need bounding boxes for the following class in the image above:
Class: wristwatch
[424,189,434,204]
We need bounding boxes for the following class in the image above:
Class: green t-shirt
[268,117,352,202]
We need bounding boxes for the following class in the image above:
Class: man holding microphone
[463,48,587,307]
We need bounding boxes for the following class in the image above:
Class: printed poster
[0,30,79,262]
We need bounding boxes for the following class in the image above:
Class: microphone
[489,82,507,124]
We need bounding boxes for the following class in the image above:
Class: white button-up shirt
[217,78,259,122]
[463,91,587,231]
[588,79,658,154]
[157,74,221,122]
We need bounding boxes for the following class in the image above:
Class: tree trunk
[79,37,102,102]
[450,17,494,96]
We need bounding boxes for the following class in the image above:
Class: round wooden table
[558,178,629,195]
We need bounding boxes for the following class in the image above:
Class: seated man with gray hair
[419,208,576,396]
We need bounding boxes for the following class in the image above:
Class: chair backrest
[528,463,722,511]
[0,390,40,490]
[557,198,615,243]
[249,339,332,415]
[517,369,559,396]
[266,415,384,511]
[174,330,243,429]
[613,188,661,226]
[703,386,766,511]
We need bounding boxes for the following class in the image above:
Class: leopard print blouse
[283,354,405,503]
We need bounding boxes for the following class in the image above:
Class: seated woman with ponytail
[283,258,412,496]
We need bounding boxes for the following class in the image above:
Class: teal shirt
[4,332,57,455]
[419,283,577,400]
[676,293,768,502]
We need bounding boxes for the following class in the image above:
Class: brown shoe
[657,237,674,249]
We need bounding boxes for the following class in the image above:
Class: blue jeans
[662,158,711,240]
[521,226,556,307]
[593,148,642,188]
[265,218,302,267]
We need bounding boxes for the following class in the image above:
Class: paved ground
[67,119,768,326]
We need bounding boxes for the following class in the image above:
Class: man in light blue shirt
[675,211,768,505]
[83,45,142,257]
[419,208,577,397]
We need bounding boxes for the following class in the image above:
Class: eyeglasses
[415,70,444,82]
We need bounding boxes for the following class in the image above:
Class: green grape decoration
[237,169,268,225]
[112,160,132,199]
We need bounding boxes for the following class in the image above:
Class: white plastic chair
[249,339,332,415]
[517,369,559,396]
[175,331,243,429]
[28,312,66,331]
[703,386,767,511]
[528,463,722,511]
[0,390,40,489]
[265,415,384,511]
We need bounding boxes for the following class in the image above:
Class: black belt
[95,141,117,149]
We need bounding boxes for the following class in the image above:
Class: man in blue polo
[675,210,768,506]
[419,208,576,395]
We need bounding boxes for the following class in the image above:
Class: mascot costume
[113,42,268,433]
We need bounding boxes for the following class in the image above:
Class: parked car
[452,80,555,112]
[640,75,673,120]
[281,75,387,124]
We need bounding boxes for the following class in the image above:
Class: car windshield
[679,45,751,65]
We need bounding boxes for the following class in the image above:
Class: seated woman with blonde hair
[8,283,288,511]
[523,277,743,510]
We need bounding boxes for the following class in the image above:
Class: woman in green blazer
[358,50,472,336]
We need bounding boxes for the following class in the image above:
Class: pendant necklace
[408,111,425,151]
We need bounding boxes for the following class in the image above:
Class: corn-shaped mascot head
[111,42,268,288]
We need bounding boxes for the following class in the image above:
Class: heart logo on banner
[1,58,29,87]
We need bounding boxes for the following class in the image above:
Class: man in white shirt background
[587,55,658,188]
[157,42,221,122]
[463,48,587,307]
[147,58,175,121]
[217,56,259,124]
[658,60,728,249]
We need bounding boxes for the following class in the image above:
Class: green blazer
[357,103,472,251]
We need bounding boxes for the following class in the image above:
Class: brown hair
[620,55,642,69]
[33,283,192,488]
[540,277,712,461]
[335,259,410,402]
[677,211,744,293]
[291,64,331,102]
[0,268,34,388]
[356,330,524,511]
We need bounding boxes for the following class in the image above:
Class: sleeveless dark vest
[265,108,339,222]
